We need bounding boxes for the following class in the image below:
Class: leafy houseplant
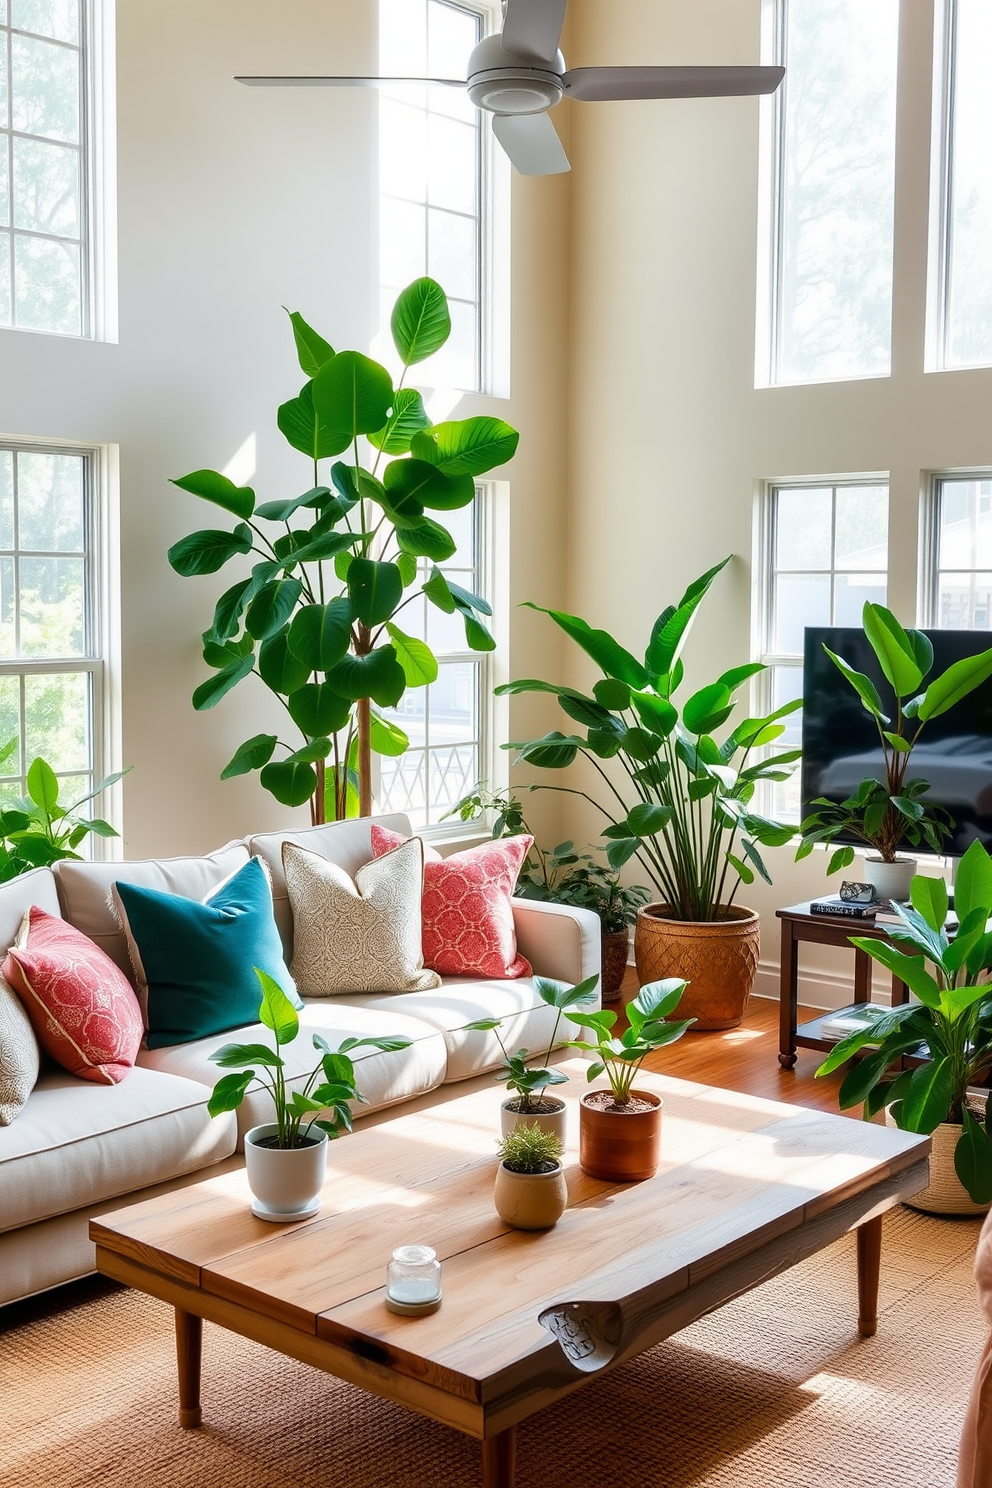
[208,968,411,1218]
[493,1122,567,1230]
[797,602,992,880]
[496,1122,564,1173]
[567,977,694,1181]
[168,277,518,824]
[0,740,125,881]
[497,557,799,1028]
[816,841,992,1212]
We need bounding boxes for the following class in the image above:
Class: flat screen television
[801,627,992,858]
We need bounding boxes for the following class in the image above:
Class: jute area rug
[1,1207,986,1488]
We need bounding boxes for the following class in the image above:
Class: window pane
[775,487,831,569]
[379,99,427,202]
[938,479,992,571]
[774,0,898,384]
[773,572,830,652]
[0,555,15,653]
[11,0,78,44]
[0,675,19,766]
[19,554,85,655]
[0,234,9,323]
[379,197,426,290]
[23,668,88,769]
[428,207,477,301]
[16,449,84,549]
[943,0,992,369]
[426,295,477,390]
[834,573,886,627]
[0,147,9,227]
[13,231,79,333]
[429,740,477,814]
[835,485,888,569]
[0,451,12,548]
[12,136,78,236]
[379,0,427,76]
[938,571,992,630]
[427,114,477,214]
[11,32,79,143]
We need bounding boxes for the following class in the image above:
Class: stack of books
[809,896,878,920]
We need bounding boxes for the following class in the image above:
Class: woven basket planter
[886,1113,992,1216]
[633,904,760,1031]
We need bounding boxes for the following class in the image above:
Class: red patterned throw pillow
[3,907,143,1085]
[370,826,533,979]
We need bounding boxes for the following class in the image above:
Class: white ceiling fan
[235,0,785,177]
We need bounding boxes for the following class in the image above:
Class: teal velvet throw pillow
[112,857,301,1050]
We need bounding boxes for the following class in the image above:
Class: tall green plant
[168,279,518,822]
[497,558,799,920]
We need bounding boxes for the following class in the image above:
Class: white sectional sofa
[0,814,600,1306]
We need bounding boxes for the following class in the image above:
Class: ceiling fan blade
[562,65,785,102]
[492,111,570,175]
[234,75,466,89]
[501,0,568,64]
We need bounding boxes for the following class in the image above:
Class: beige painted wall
[0,0,571,858]
[560,0,992,1004]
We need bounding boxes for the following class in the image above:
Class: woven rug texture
[1,1206,986,1488]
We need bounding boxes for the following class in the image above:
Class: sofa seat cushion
[0,1065,237,1234]
[331,976,579,1083]
[137,1002,447,1142]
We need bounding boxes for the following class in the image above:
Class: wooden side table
[777,902,909,1070]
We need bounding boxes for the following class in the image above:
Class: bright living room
[3,1,992,1486]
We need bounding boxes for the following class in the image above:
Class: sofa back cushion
[0,866,61,949]
[53,841,251,979]
[248,814,411,958]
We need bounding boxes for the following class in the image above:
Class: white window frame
[921,470,992,628]
[0,437,119,851]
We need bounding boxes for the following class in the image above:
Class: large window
[376,496,488,828]
[758,479,889,816]
[1,0,91,336]
[378,0,485,391]
[927,475,992,630]
[934,0,992,370]
[0,444,105,823]
[763,0,899,385]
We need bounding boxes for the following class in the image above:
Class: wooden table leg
[856,1216,882,1338]
[482,1427,516,1487]
[779,922,798,1069]
[175,1307,203,1428]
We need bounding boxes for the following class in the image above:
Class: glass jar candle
[385,1244,442,1316]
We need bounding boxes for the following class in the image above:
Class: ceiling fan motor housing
[467,33,565,115]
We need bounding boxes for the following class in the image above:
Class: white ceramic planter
[244,1122,328,1221]
[500,1096,567,1145]
[494,1162,568,1230]
[861,856,916,906]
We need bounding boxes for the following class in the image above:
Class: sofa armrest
[511,899,602,992]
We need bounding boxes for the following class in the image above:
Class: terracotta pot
[634,903,760,1031]
[244,1123,327,1220]
[494,1162,568,1229]
[500,1096,567,1144]
[600,929,630,1003]
[578,1089,663,1181]
[886,1111,991,1216]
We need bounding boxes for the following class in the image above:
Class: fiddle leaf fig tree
[168,278,518,822]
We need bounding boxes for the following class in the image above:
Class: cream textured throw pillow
[0,967,41,1124]
[284,836,441,997]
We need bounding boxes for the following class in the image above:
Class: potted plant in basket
[208,968,411,1220]
[566,978,694,1181]
[816,840,992,1215]
[797,602,992,904]
[467,974,600,1142]
[497,557,799,1029]
[493,1123,567,1231]
[448,784,649,999]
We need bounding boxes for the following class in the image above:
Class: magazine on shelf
[819,1005,887,1042]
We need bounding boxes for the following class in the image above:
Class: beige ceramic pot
[634,903,760,1030]
[494,1162,568,1230]
[600,929,630,1003]
[578,1089,663,1181]
[500,1097,567,1144]
[885,1112,991,1216]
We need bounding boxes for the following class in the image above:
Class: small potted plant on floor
[566,978,694,1181]
[208,968,411,1220]
[797,602,992,903]
[467,974,600,1142]
[494,1122,567,1230]
[816,841,992,1214]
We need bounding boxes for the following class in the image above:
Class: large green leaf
[286,738,333,764]
[245,578,303,641]
[285,529,357,567]
[287,683,352,737]
[168,524,253,577]
[370,712,409,756]
[682,683,733,735]
[257,966,300,1044]
[512,731,583,769]
[383,457,475,512]
[171,469,255,520]
[896,1057,955,1134]
[26,758,59,813]
[287,598,353,671]
[192,652,255,710]
[954,839,992,924]
[286,309,334,375]
[910,874,949,935]
[278,382,348,461]
[327,648,407,707]
[862,603,923,698]
[220,733,278,779]
[522,604,650,689]
[390,277,451,365]
[630,690,677,735]
[918,647,992,721]
[347,558,403,627]
[627,802,672,837]
[208,579,253,643]
[847,935,942,1007]
[645,557,730,677]
[367,388,432,454]
[254,487,334,522]
[311,351,394,445]
[386,623,438,686]
[822,646,888,721]
[463,614,496,651]
[395,515,456,562]
[411,417,519,476]
[259,759,319,808]
[955,1109,992,1205]
[258,630,312,695]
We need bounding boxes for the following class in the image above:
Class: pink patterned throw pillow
[370,826,534,979]
[3,908,143,1085]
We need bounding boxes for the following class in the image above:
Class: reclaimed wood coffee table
[91,1064,930,1487]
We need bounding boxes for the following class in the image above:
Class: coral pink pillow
[3,908,143,1085]
[371,827,534,979]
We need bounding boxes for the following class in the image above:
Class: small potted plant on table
[208,969,411,1220]
[494,1123,567,1230]
[567,978,694,1181]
